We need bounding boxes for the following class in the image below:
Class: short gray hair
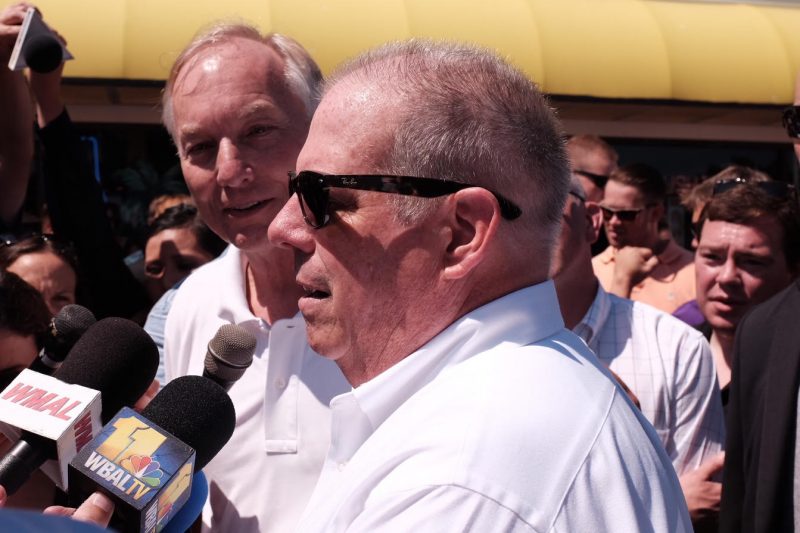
[161,22,322,140]
[324,40,570,249]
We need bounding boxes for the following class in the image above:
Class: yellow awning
[31,0,800,104]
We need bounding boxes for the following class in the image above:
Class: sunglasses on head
[1,233,77,259]
[782,106,800,139]
[287,171,522,229]
[573,169,609,189]
[599,205,654,223]
[712,177,796,198]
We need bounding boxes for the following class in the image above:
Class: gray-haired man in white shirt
[551,175,726,526]
[268,40,691,531]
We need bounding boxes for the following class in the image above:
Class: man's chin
[706,314,741,336]
[230,230,270,250]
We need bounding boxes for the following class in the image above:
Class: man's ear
[649,203,665,225]
[584,201,603,244]
[441,188,501,280]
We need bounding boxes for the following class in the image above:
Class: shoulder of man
[627,297,709,351]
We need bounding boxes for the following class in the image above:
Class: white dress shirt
[297,281,691,532]
[164,246,350,533]
[574,285,725,474]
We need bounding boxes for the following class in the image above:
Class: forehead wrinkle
[177,96,284,141]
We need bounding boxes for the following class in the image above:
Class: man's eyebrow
[238,101,283,121]
[177,102,284,141]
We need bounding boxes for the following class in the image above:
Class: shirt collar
[341,281,565,445]
[574,284,612,345]
[213,245,271,329]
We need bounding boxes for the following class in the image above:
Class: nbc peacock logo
[121,454,164,487]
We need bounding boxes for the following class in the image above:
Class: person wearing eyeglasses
[0,234,78,317]
[673,166,773,330]
[708,175,800,533]
[694,175,798,405]
[269,40,690,531]
[593,163,696,314]
[565,134,618,257]
[552,176,725,527]
[565,134,618,204]
[159,23,350,533]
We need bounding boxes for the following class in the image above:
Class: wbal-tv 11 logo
[68,407,195,533]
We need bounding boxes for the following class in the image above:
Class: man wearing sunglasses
[593,163,695,314]
[565,134,618,204]
[565,134,618,257]
[269,41,689,531]
[552,177,725,527]
[714,173,800,530]
[158,24,350,532]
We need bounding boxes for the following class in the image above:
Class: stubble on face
[290,80,453,385]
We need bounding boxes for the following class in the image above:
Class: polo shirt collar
[329,281,565,461]
[214,245,271,330]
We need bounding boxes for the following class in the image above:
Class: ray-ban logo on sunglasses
[342,177,357,185]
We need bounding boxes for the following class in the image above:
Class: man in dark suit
[720,75,800,532]
[720,279,800,532]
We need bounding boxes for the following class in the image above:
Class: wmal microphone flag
[0,368,102,490]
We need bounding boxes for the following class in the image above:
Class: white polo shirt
[164,246,350,533]
[574,285,725,474]
[297,281,691,532]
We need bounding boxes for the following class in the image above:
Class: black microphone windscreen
[22,33,62,73]
[53,304,96,342]
[141,376,235,470]
[42,304,97,364]
[204,324,256,384]
[54,317,159,423]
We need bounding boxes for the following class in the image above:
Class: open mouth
[225,200,267,215]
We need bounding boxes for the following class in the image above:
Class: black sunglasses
[288,171,522,229]
[573,169,609,189]
[1,233,78,262]
[599,204,655,223]
[782,106,800,139]
[712,177,796,198]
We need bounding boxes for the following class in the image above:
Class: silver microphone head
[204,324,257,385]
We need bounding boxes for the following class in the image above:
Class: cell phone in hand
[7,7,73,73]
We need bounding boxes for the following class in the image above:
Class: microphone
[202,324,256,391]
[22,33,63,73]
[0,317,159,494]
[68,376,236,533]
[30,304,97,375]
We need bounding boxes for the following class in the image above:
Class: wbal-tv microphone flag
[68,407,195,533]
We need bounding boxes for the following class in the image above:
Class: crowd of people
[1,2,799,532]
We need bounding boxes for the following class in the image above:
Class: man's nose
[216,140,252,187]
[716,257,741,287]
[268,194,316,255]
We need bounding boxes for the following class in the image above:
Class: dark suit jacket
[720,279,800,532]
